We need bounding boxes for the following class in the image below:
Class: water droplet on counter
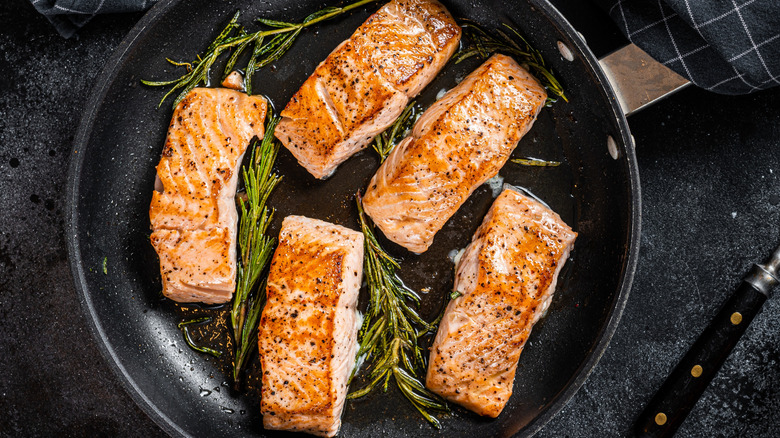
[199,388,212,397]
[220,406,235,414]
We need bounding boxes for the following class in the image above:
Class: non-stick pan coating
[67,0,639,436]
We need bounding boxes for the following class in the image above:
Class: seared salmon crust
[274,0,461,179]
[425,187,576,417]
[362,54,548,253]
[258,216,364,437]
[149,88,267,304]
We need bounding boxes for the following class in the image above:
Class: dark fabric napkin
[596,0,780,95]
[29,0,157,38]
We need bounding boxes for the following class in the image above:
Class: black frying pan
[66,0,639,436]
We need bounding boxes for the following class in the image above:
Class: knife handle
[634,281,767,438]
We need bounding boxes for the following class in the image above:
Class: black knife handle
[634,281,767,438]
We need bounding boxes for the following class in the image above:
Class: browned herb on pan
[178,317,222,358]
[348,192,449,428]
[142,0,380,108]
[455,19,567,105]
[370,101,421,162]
[511,157,561,167]
[230,114,282,386]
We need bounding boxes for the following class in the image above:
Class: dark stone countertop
[1,0,778,437]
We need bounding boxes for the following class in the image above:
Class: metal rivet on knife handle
[634,242,780,438]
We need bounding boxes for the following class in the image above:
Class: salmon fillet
[149,88,267,304]
[425,187,576,418]
[258,216,364,437]
[274,0,460,179]
[362,54,548,253]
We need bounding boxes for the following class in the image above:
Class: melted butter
[448,247,466,266]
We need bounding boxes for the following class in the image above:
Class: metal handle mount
[598,44,691,117]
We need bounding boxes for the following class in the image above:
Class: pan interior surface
[67,0,638,436]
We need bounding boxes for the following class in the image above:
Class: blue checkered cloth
[598,0,780,94]
[29,0,157,38]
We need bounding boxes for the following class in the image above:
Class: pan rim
[66,0,193,436]
[65,0,641,437]
[516,1,641,436]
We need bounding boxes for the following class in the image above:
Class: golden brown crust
[149,88,267,304]
[274,0,460,179]
[363,54,547,253]
[277,40,404,173]
[350,0,461,95]
[425,188,577,417]
[259,216,364,437]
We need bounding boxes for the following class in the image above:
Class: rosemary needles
[371,101,420,162]
[454,19,567,105]
[179,317,222,358]
[142,0,379,108]
[231,115,282,386]
[511,157,561,167]
[349,193,448,428]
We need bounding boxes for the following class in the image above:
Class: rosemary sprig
[179,317,222,358]
[371,101,420,162]
[348,193,448,428]
[231,115,283,386]
[142,0,380,108]
[511,157,561,167]
[454,19,567,105]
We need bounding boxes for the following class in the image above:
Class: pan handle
[597,44,690,117]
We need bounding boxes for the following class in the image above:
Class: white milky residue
[485,174,504,197]
[448,248,466,266]
[436,88,448,100]
[351,310,366,374]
